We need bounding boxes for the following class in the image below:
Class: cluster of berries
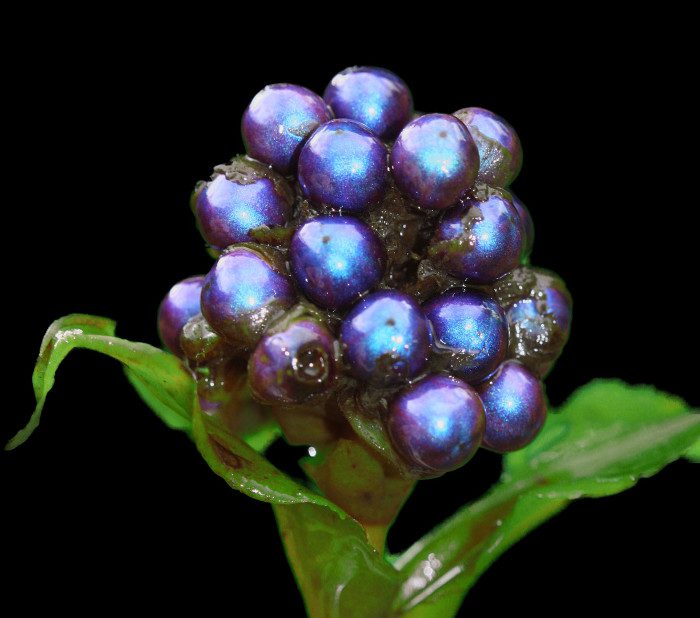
[157,66,571,481]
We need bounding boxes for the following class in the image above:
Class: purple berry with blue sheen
[390,113,480,210]
[454,107,523,188]
[428,186,523,283]
[298,119,388,213]
[201,246,296,348]
[386,374,485,477]
[157,276,205,356]
[248,319,337,405]
[475,360,546,453]
[194,164,293,250]
[424,289,508,384]
[510,191,534,261]
[324,66,413,141]
[242,84,333,174]
[341,290,430,386]
[289,216,386,309]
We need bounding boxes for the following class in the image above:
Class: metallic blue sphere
[324,66,413,141]
[390,113,480,210]
[510,192,534,261]
[475,360,546,453]
[429,187,523,283]
[242,84,332,174]
[341,290,430,386]
[290,216,386,309]
[298,119,388,213]
[201,246,296,348]
[157,276,204,357]
[195,173,292,250]
[387,374,485,476]
[424,289,508,384]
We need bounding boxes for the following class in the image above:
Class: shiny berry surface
[341,290,430,386]
[424,289,508,384]
[324,66,412,141]
[510,192,535,261]
[475,360,546,453]
[290,216,386,309]
[248,318,337,404]
[201,246,295,348]
[429,186,523,282]
[157,276,204,356]
[390,113,479,210]
[298,119,388,213]
[194,172,292,250]
[387,374,485,476]
[454,107,522,188]
[242,84,332,174]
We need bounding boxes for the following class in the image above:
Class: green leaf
[274,503,400,618]
[686,438,700,462]
[7,314,195,449]
[393,380,700,615]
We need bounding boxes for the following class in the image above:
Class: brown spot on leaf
[208,435,251,470]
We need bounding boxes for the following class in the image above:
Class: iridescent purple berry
[454,107,522,188]
[475,360,546,453]
[386,374,485,477]
[505,269,572,377]
[242,84,333,174]
[428,186,523,283]
[340,290,430,386]
[324,66,413,141]
[298,119,388,213]
[157,276,205,356]
[390,113,479,210]
[194,160,293,250]
[201,246,296,348]
[510,191,534,261]
[424,289,508,384]
[289,216,386,309]
[248,319,338,405]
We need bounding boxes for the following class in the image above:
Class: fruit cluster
[158,67,571,490]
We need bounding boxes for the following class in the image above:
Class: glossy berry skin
[290,216,386,309]
[242,84,333,174]
[323,66,413,141]
[194,173,292,250]
[386,374,485,476]
[248,319,337,405]
[424,290,508,384]
[201,246,296,348]
[428,186,523,283]
[157,276,205,356]
[341,290,430,386]
[298,119,388,213]
[510,192,534,260]
[475,360,546,453]
[454,107,522,188]
[390,113,479,210]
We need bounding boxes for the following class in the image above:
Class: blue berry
[242,84,332,174]
[324,66,412,141]
[390,113,479,210]
[341,290,430,386]
[248,318,338,404]
[290,216,386,309]
[298,119,388,213]
[428,186,523,282]
[424,289,508,384]
[475,360,546,452]
[201,246,296,348]
[157,276,205,356]
[194,158,293,250]
[454,107,522,188]
[386,374,485,476]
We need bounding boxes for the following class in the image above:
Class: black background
[3,26,696,615]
